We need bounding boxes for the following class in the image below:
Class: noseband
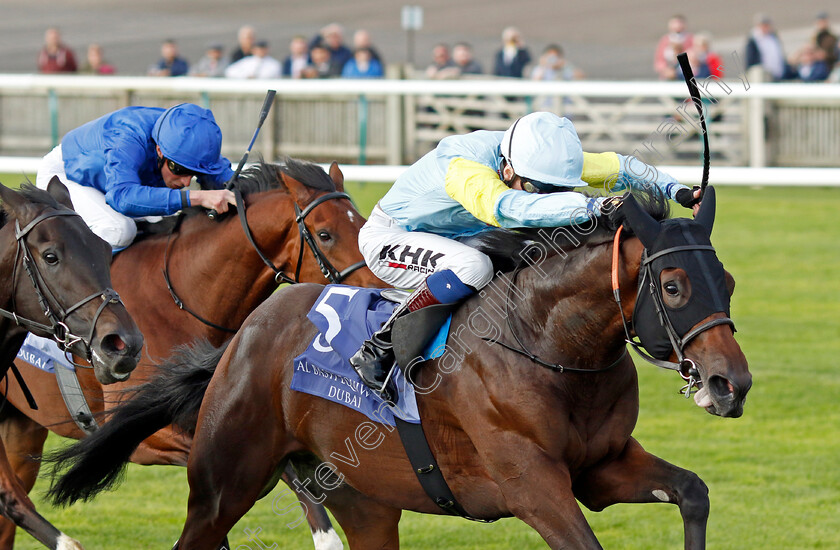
[1,210,122,362]
[611,226,735,396]
[164,188,366,333]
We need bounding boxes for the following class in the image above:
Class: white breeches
[358,205,494,291]
[36,145,137,249]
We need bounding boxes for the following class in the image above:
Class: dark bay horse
[47,187,751,549]
[0,180,143,549]
[1,160,380,548]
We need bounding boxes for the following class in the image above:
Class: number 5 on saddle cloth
[291,286,454,426]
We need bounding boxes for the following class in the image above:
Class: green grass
[5,179,840,549]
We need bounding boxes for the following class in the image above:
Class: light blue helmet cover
[152,103,228,175]
[500,111,587,189]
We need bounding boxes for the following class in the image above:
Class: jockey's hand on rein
[675,186,702,208]
[599,194,628,230]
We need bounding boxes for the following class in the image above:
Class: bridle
[164,187,365,333]
[0,210,122,362]
[610,226,735,396]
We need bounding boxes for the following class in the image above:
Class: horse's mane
[465,187,670,273]
[236,157,336,195]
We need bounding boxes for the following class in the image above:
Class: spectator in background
[353,29,383,65]
[530,44,584,81]
[224,40,281,79]
[676,33,724,80]
[148,39,189,77]
[654,15,693,80]
[190,43,228,77]
[282,35,309,78]
[790,43,830,82]
[452,42,483,75]
[493,26,531,78]
[310,23,352,72]
[301,44,342,78]
[38,27,77,73]
[425,43,457,78]
[342,47,383,78]
[80,43,115,75]
[745,14,792,81]
[812,12,838,71]
[230,25,256,64]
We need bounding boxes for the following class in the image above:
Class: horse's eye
[317,231,332,243]
[43,252,59,265]
[663,282,679,296]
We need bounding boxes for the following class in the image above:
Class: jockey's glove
[675,186,702,208]
[598,193,629,230]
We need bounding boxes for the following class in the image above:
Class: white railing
[1,73,839,169]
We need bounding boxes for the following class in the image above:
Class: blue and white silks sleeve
[612,154,688,201]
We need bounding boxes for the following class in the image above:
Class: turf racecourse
[2,178,838,549]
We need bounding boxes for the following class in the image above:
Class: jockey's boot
[350,279,441,402]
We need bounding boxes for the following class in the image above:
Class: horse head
[268,159,383,287]
[621,187,751,417]
[0,179,143,384]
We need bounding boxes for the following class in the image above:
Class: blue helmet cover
[152,103,228,175]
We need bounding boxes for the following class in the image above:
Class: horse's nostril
[708,375,734,400]
[102,333,126,354]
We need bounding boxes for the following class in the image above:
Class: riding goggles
[166,158,199,177]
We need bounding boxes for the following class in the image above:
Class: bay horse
[47,187,752,549]
[1,159,380,548]
[0,180,143,549]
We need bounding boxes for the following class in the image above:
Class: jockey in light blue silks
[350,111,701,399]
[36,103,236,250]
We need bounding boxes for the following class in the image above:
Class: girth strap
[54,364,98,435]
[394,417,496,523]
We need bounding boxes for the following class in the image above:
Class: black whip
[208,89,277,219]
[676,52,710,198]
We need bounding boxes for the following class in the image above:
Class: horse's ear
[694,185,716,236]
[328,161,345,192]
[47,177,75,210]
[0,183,26,219]
[619,193,661,248]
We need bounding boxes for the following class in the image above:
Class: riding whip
[676,52,710,198]
[208,89,277,220]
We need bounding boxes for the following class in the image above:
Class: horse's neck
[121,195,297,334]
[486,236,644,369]
[179,199,296,309]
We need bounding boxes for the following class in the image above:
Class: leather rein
[163,189,365,333]
[0,210,122,363]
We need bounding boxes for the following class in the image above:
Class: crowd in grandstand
[36,14,840,83]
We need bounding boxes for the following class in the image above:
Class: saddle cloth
[291,286,451,426]
[16,333,75,374]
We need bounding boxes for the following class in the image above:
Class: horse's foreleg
[479,442,602,549]
[573,437,709,550]
[0,434,82,549]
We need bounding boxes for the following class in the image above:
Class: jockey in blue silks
[350,111,702,398]
[36,103,236,250]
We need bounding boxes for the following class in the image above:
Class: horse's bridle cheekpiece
[611,198,736,397]
[0,210,123,363]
